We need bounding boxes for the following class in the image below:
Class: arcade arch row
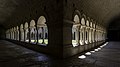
[72,11,106,47]
[6,16,48,46]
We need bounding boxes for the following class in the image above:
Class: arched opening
[20,24,24,41]
[24,22,29,42]
[72,15,80,47]
[37,16,48,45]
[107,16,120,41]
[30,20,37,43]
[16,26,19,40]
[80,18,85,45]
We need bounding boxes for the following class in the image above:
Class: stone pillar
[87,28,90,44]
[85,27,88,44]
[89,29,91,43]
[79,27,81,45]
[83,26,85,45]
[63,20,73,46]
[93,29,95,42]
[17,29,21,41]
[24,28,25,42]
[48,19,63,58]
[21,30,24,41]
[36,25,38,44]
[80,26,84,45]
[42,27,45,44]
[90,28,92,43]
[34,27,37,43]
[28,26,30,43]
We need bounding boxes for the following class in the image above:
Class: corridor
[0,0,120,67]
[0,40,52,67]
[0,40,120,67]
[64,42,120,67]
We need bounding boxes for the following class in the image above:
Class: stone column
[87,27,90,44]
[83,26,85,45]
[93,29,95,42]
[18,30,19,41]
[36,25,38,44]
[79,27,81,45]
[28,26,30,43]
[42,27,45,44]
[34,27,37,43]
[24,28,25,42]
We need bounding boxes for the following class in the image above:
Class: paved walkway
[0,40,120,67]
[0,40,53,67]
[64,42,120,67]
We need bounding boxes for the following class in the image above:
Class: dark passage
[108,15,120,41]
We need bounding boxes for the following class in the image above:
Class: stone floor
[0,40,120,67]
[63,42,120,67]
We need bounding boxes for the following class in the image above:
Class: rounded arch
[72,10,81,22]
[37,16,46,25]
[20,24,24,29]
[93,23,96,29]
[86,20,89,27]
[29,20,37,43]
[30,20,36,27]
[73,15,80,23]
[14,27,16,31]
[72,12,81,47]
[37,16,48,45]
[90,22,93,28]
[81,18,85,25]
[17,26,19,29]
[86,17,91,26]
[11,28,14,31]
[81,14,87,25]
[24,22,28,28]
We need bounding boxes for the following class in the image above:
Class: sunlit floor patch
[94,49,99,51]
[72,40,79,47]
[97,48,101,50]
[91,51,95,53]
[78,55,86,59]
[85,52,91,56]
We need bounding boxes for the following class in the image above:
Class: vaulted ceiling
[0,0,120,29]
[0,0,19,25]
[79,0,120,27]
[0,0,32,29]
